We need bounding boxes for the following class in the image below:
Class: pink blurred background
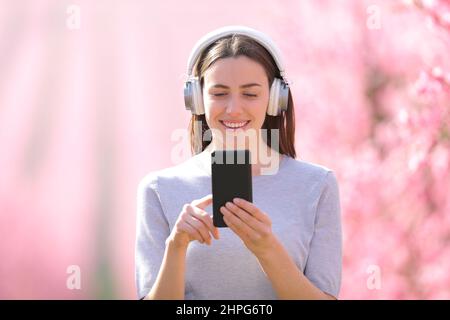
[0,0,449,299]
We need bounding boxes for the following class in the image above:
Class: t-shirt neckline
[191,151,289,179]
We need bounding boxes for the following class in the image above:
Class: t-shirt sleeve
[135,175,170,299]
[304,170,342,299]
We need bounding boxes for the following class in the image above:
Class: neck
[201,142,283,177]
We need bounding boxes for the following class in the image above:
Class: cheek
[249,100,268,122]
[204,102,223,118]
[253,113,267,128]
[203,102,223,128]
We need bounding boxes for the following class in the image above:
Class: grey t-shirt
[135,152,342,299]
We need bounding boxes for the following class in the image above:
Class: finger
[180,221,204,243]
[186,205,214,242]
[223,214,251,244]
[186,214,211,245]
[225,201,265,232]
[190,205,220,239]
[191,194,213,210]
[232,198,270,224]
[221,206,259,241]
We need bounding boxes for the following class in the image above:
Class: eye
[212,93,227,97]
[244,93,257,97]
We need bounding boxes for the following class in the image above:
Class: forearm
[145,240,187,300]
[257,238,332,300]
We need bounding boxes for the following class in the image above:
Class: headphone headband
[186,25,289,84]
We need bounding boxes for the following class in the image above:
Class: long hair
[188,34,296,158]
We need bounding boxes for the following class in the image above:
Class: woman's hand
[167,194,220,250]
[220,198,277,258]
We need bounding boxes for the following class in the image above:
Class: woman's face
[202,55,270,149]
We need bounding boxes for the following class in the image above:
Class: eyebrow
[210,83,261,89]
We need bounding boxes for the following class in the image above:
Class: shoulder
[137,156,203,192]
[280,157,340,201]
[285,157,336,184]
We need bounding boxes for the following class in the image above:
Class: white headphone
[184,25,290,116]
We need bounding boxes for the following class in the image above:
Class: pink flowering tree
[275,0,450,298]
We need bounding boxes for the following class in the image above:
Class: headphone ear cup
[189,78,205,115]
[184,81,194,113]
[267,78,281,116]
[267,78,289,116]
[194,79,205,115]
[278,81,289,113]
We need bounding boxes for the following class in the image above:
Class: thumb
[192,194,213,210]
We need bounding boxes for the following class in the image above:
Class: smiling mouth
[219,120,251,129]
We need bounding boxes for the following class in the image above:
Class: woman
[135,26,342,300]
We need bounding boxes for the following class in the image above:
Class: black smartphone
[211,149,253,228]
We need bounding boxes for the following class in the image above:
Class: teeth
[222,121,248,128]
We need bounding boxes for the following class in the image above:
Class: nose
[225,94,244,117]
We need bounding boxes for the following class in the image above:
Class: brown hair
[188,34,296,158]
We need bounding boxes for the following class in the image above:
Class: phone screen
[211,149,253,228]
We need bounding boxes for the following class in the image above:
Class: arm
[302,171,342,299]
[144,194,217,299]
[220,171,342,300]
[144,239,187,300]
[135,175,177,299]
[256,238,335,300]
[136,176,188,300]
[258,171,342,299]
[136,176,217,300]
